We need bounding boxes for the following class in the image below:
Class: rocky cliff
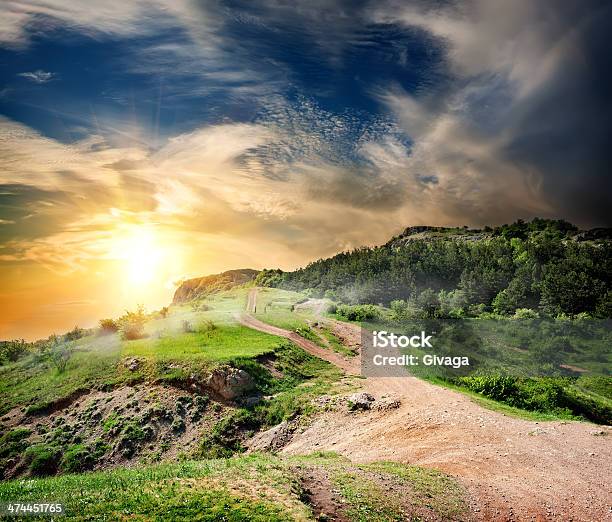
[172,269,259,303]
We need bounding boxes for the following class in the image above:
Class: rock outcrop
[172,269,259,304]
[206,366,254,400]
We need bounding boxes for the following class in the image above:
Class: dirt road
[238,290,359,374]
[241,290,612,521]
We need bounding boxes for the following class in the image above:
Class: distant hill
[253,219,612,318]
[173,269,259,303]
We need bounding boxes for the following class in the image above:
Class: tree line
[255,219,612,318]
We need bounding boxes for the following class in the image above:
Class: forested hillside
[256,219,612,318]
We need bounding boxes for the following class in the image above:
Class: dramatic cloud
[378,0,612,226]
[0,0,609,338]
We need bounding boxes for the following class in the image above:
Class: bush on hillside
[198,320,217,333]
[24,444,61,476]
[49,342,73,373]
[98,318,119,335]
[513,308,539,319]
[63,325,86,342]
[0,340,30,363]
[336,304,380,321]
[118,305,147,340]
[456,373,612,424]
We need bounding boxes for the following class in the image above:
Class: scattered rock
[373,397,401,411]
[124,358,141,372]
[242,395,262,407]
[313,395,341,409]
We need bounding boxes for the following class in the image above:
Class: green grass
[363,461,466,518]
[292,453,468,522]
[0,336,122,416]
[123,325,280,363]
[0,292,286,416]
[0,453,468,521]
[0,455,309,521]
[253,288,312,330]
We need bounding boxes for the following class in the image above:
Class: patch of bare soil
[294,298,328,316]
[295,465,350,522]
[284,371,612,521]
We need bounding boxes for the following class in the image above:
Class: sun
[111,227,164,287]
[125,235,161,285]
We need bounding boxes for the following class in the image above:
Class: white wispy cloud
[18,70,55,83]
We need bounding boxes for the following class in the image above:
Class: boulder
[347,392,375,411]
[206,366,254,400]
[247,420,298,452]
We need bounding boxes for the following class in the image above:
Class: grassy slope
[252,287,311,330]
[0,453,468,521]
[0,288,286,416]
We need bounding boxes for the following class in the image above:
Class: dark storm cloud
[380,0,612,227]
[501,1,612,226]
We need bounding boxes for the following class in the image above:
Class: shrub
[336,304,380,322]
[0,339,32,362]
[457,374,521,403]
[60,444,96,473]
[456,374,612,424]
[198,319,217,333]
[24,444,61,476]
[118,305,147,340]
[513,308,539,319]
[98,318,119,335]
[181,320,193,333]
[49,342,73,373]
[0,340,30,363]
[159,306,169,318]
[63,325,86,342]
[324,289,338,300]
[294,326,319,343]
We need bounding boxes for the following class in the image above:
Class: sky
[0,0,611,339]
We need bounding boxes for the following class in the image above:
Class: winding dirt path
[241,290,612,521]
[237,290,359,374]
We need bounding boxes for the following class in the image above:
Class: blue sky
[0,0,610,338]
[0,4,445,148]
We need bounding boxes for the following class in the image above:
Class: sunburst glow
[109,227,165,287]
